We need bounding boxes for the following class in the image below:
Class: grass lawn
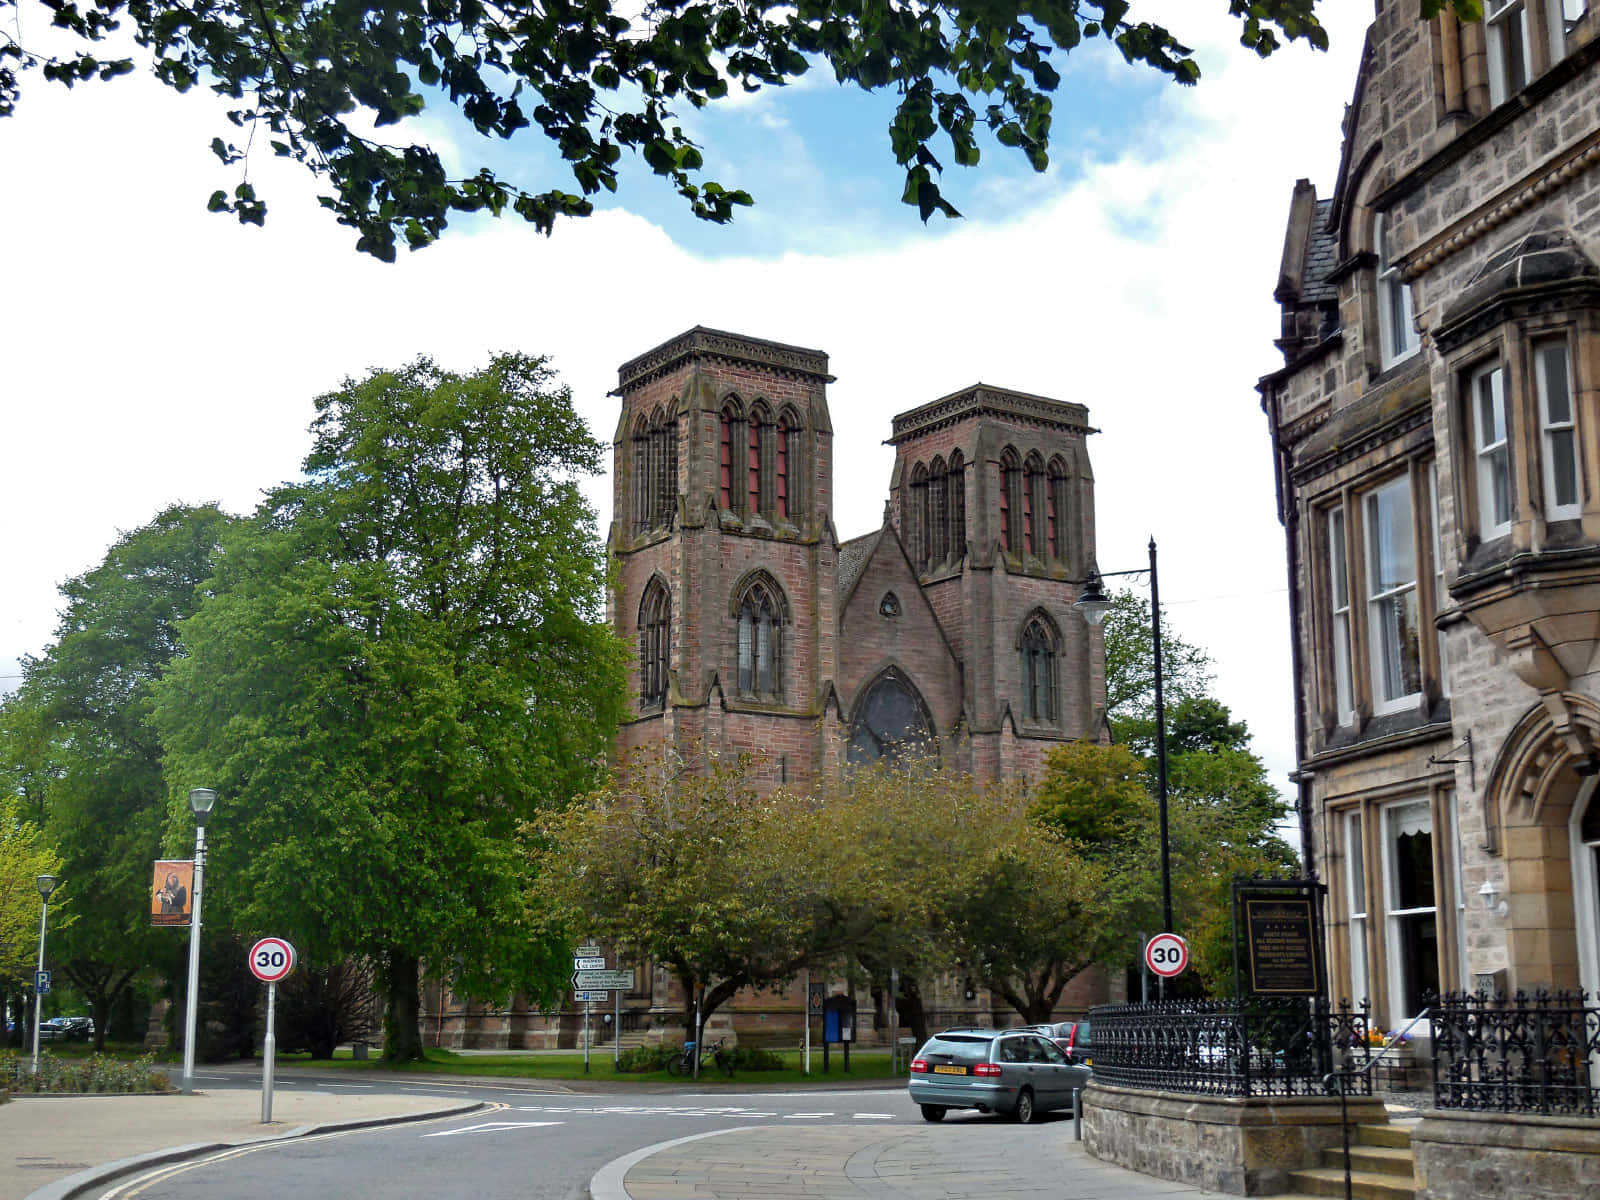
[277,1045,901,1085]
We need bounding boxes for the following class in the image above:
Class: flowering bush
[1,1050,173,1094]
[1366,1028,1409,1047]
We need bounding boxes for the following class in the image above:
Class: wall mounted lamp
[1478,879,1509,918]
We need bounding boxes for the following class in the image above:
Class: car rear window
[920,1036,991,1062]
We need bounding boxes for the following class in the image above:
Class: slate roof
[1442,217,1600,328]
[1300,200,1340,304]
[837,532,879,600]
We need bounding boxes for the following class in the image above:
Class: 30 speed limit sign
[248,937,297,984]
[1144,932,1189,978]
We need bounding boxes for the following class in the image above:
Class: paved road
[76,1072,1098,1200]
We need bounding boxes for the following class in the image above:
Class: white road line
[853,1113,894,1120]
[784,1112,833,1119]
[317,1082,376,1088]
[421,1121,564,1138]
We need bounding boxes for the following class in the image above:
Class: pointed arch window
[1020,612,1059,724]
[1025,454,1046,557]
[632,416,652,534]
[748,405,766,514]
[910,463,930,571]
[720,401,746,512]
[656,407,677,528]
[781,410,804,522]
[1048,458,1069,561]
[638,580,671,710]
[1000,449,1023,554]
[736,578,785,697]
[948,451,966,562]
[930,457,949,566]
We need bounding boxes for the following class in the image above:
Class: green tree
[1,793,63,997]
[0,1,1345,259]
[1100,588,1212,754]
[0,504,233,1051]
[536,747,844,1041]
[152,353,626,1061]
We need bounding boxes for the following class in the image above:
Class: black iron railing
[1432,988,1600,1116]
[1088,997,1373,1098]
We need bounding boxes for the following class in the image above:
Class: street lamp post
[181,787,216,1096]
[1075,538,1174,987]
[31,874,60,1075]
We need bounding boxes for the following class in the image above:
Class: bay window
[1382,798,1440,1025]
[1471,362,1512,538]
[1345,809,1369,1006]
[1536,338,1580,519]
[1329,506,1354,725]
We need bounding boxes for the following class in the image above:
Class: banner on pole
[151,860,195,926]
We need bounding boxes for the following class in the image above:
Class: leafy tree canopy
[0,504,234,1048]
[152,353,627,1060]
[0,0,1346,259]
[0,793,63,990]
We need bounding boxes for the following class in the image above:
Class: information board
[1243,897,1320,995]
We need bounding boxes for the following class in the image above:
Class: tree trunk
[897,975,930,1048]
[381,950,424,1062]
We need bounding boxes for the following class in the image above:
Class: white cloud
[0,4,1374,811]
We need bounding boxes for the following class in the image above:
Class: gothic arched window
[930,457,949,566]
[1020,612,1059,724]
[910,462,930,571]
[736,577,785,697]
[847,669,936,765]
[719,399,746,512]
[782,409,805,523]
[1025,453,1046,557]
[654,406,677,529]
[632,415,652,534]
[1048,457,1069,561]
[948,451,966,563]
[750,403,775,515]
[638,580,671,710]
[1000,448,1023,554]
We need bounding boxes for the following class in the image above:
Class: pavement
[2,1076,1238,1200]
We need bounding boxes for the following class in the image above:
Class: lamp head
[1075,570,1112,627]
[188,787,217,824]
[36,874,59,901]
[1478,879,1509,917]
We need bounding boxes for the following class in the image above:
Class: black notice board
[1244,897,1321,995]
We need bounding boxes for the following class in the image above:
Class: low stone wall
[1083,1080,1388,1195]
[1412,1109,1600,1198]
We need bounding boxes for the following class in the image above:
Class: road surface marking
[422,1120,564,1138]
[853,1113,895,1120]
[785,1112,834,1119]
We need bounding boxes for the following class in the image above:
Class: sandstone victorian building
[610,326,1105,785]
[1260,1,1600,1035]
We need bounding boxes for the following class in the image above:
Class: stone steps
[1285,1167,1418,1200]
[1257,1119,1419,1200]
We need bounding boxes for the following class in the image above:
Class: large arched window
[929,457,949,566]
[719,399,746,512]
[910,462,930,570]
[847,669,936,764]
[655,405,677,529]
[1020,612,1059,724]
[999,448,1023,554]
[776,408,802,522]
[947,451,966,563]
[638,579,671,710]
[1047,457,1069,561]
[632,415,651,534]
[735,577,786,697]
[1024,453,1046,557]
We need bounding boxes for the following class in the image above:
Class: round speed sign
[1144,932,1189,979]
[248,937,297,984]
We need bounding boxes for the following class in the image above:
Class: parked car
[1024,1020,1092,1063]
[908,1028,1091,1123]
[38,1016,94,1042]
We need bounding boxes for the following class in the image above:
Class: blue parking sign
[35,970,51,994]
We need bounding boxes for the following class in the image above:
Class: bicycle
[666,1036,735,1078]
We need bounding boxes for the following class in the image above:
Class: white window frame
[1472,362,1513,539]
[1380,797,1439,1028]
[1329,505,1355,725]
[1428,462,1450,696]
[1570,779,1600,1009]
[1346,809,1370,1008]
[1375,212,1419,368]
[1447,791,1470,992]
[1535,337,1581,520]
[1365,476,1423,715]
[1488,0,1535,106]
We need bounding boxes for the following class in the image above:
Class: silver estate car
[908,1028,1091,1123]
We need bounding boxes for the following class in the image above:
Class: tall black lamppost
[1075,538,1174,948]
[31,873,60,1075]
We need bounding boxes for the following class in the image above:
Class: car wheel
[1013,1088,1037,1124]
[919,1105,947,1123]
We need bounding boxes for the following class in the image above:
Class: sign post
[248,937,296,1123]
[1144,932,1189,980]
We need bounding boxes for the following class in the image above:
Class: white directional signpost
[1144,932,1189,980]
[572,960,634,1071]
[248,937,296,1122]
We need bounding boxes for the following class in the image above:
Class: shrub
[615,1042,679,1073]
[728,1046,784,1071]
[1,1050,173,1094]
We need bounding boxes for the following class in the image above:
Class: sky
[0,3,1373,810]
